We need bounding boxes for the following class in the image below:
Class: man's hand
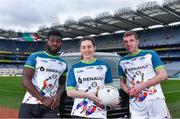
[128,83,143,97]
[41,96,53,108]
[51,94,61,109]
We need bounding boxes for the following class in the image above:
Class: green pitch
[0,77,180,117]
[161,79,180,118]
[0,76,25,108]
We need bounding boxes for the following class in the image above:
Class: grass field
[0,77,25,109]
[0,77,180,118]
[161,78,180,118]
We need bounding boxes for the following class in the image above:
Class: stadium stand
[0,25,179,77]
[0,40,45,53]
[165,61,180,78]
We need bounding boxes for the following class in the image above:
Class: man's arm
[22,67,53,107]
[58,75,66,97]
[129,69,168,97]
[22,67,43,101]
[141,69,168,90]
[120,78,130,94]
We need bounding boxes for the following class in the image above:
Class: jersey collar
[128,49,142,56]
[81,58,96,64]
[44,51,59,58]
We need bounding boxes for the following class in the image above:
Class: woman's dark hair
[79,37,96,47]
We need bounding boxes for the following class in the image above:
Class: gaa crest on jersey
[91,82,97,88]
[52,74,57,79]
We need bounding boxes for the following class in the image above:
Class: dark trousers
[19,103,60,118]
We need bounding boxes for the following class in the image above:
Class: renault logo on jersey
[83,77,103,81]
[127,64,149,72]
[40,67,45,71]
[46,68,61,74]
[78,77,82,84]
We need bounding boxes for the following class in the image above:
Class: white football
[98,86,120,106]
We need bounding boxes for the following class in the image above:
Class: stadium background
[0,0,179,118]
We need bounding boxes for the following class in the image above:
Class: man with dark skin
[19,30,68,118]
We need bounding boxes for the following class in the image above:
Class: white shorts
[130,99,170,119]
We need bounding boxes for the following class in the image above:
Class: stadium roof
[0,0,180,40]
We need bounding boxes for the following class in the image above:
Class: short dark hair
[79,37,96,47]
[123,31,138,40]
[47,30,62,39]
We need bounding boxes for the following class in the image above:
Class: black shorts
[18,103,60,118]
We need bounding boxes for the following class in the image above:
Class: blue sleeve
[105,64,113,84]
[24,54,36,69]
[151,51,164,70]
[118,60,126,78]
[66,67,77,87]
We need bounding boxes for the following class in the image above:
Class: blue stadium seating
[0,26,179,77]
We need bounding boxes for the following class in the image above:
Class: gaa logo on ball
[98,86,120,106]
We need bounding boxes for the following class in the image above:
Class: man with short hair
[118,31,170,119]
[19,30,68,118]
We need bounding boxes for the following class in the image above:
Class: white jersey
[66,59,113,118]
[119,50,165,102]
[22,51,67,104]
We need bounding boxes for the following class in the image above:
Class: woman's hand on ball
[87,91,103,107]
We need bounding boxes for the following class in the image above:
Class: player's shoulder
[58,57,68,66]
[28,51,44,58]
[30,51,43,55]
[92,59,111,68]
[95,59,108,64]
[71,60,82,68]
[120,54,129,62]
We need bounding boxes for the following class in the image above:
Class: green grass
[0,76,25,108]
[0,77,180,117]
[162,79,180,118]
